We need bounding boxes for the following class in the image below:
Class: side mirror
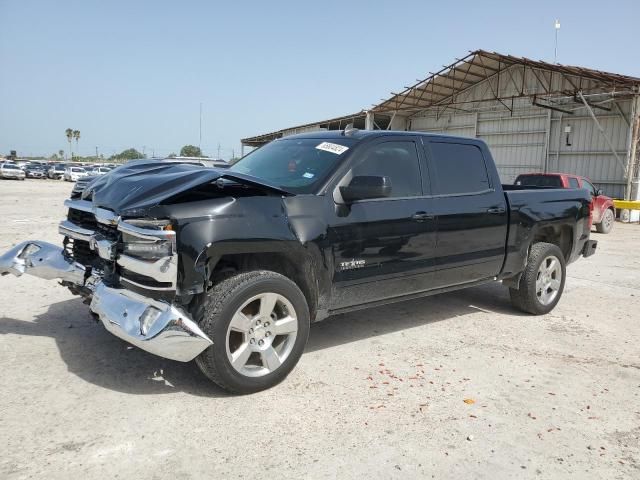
[339,176,392,203]
[595,188,603,196]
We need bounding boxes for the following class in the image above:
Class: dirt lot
[0,179,638,479]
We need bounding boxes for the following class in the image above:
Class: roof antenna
[342,123,359,136]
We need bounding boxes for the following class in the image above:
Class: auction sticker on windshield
[315,142,349,155]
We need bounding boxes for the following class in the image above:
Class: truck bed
[500,184,592,279]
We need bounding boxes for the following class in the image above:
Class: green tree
[73,130,80,154]
[58,149,64,158]
[65,128,73,159]
[167,152,177,158]
[110,148,145,161]
[179,145,203,157]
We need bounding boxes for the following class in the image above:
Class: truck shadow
[0,298,226,397]
[0,282,519,396]
[307,281,520,352]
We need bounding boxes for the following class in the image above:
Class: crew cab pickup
[0,130,597,393]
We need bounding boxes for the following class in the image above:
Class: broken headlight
[120,219,175,260]
[122,237,173,259]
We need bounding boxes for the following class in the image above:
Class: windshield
[229,137,355,193]
[3,164,19,169]
[72,168,85,172]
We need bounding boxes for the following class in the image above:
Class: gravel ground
[0,179,638,479]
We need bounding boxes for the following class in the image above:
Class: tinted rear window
[429,142,489,195]
[515,175,563,187]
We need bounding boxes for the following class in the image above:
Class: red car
[514,173,615,234]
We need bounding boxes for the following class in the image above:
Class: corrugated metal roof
[241,112,367,147]
[373,49,640,113]
[242,49,640,145]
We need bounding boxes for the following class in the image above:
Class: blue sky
[1,0,639,159]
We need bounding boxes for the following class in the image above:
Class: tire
[194,270,310,394]
[595,208,614,234]
[509,242,566,315]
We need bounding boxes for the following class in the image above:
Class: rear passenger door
[424,139,508,287]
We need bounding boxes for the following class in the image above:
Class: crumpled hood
[83,160,290,216]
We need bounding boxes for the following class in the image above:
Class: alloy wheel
[535,255,562,306]
[225,292,298,377]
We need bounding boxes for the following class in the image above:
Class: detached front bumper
[0,240,211,362]
[0,241,86,283]
[91,283,212,362]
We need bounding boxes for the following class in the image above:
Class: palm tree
[73,130,80,157]
[58,149,64,159]
[65,128,73,159]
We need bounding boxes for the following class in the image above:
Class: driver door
[326,136,437,311]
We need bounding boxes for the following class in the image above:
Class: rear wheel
[596,208,614,234]
[195,270,310,394]
[509,242,566,315]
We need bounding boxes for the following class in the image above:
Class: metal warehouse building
[242,50,640,215]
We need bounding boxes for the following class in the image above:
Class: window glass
[582,179,596,195]
[352,141,422,197]
[230,137,354,193]
[515,175,563,187]
[430,142,489,194]
[568,177,580,188]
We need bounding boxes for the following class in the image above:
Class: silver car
[0,163,26,180]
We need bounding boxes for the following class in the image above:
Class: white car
[91,166,112,175]
[64,167,88,182]
[0,163,26,180]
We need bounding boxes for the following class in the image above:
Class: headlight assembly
[119,219,176,260]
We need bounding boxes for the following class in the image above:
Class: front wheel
[195,270,310,394]
[595,208,614,234]
[509,242,566,315]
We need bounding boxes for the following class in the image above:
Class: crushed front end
[0,199,211,362]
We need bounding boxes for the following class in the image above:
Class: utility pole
[95,146,99,161]
[217,143,221,159]
[554,19,561,63]
[199,103,202,150]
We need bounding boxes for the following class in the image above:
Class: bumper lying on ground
[0,240,212,362]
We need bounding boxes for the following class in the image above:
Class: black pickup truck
[0,130,597,393]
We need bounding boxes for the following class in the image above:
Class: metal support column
[578,91,626,173]
[365,111,375,130]
[543,109,552,173]
[626,94,640,221]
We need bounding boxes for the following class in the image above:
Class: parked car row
[0,162,26,180]
[0,160,119,182]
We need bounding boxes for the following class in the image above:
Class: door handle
[487,206,506,214]
[411,211,434,222]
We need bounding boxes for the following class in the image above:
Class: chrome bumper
[0,241,86,283]
[0,240,211,362]
[91,283,212,362]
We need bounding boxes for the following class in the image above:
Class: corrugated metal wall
[407,66,632,198]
